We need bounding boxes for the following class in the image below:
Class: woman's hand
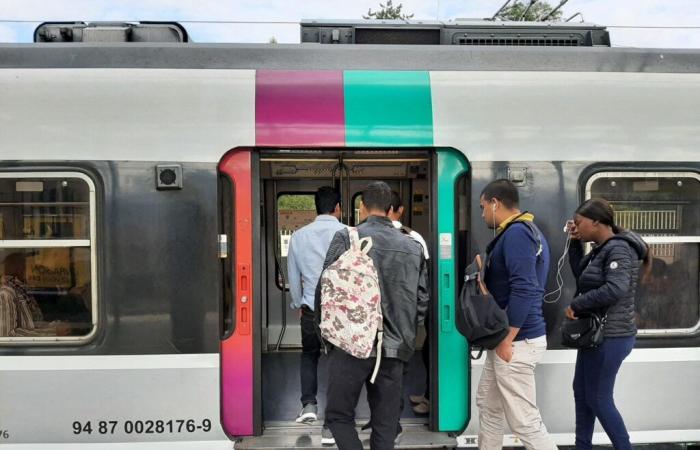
[565,306,578,320]
[566,220,582,240]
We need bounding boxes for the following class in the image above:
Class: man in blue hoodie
[476,179,557,450]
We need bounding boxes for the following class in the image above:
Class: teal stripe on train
[343,71,433,146]
[343,70,470,432]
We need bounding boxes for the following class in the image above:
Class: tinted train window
[587,172,700,335]
[0,174,97,343]
[276,194,316,288]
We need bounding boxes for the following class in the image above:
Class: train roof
[1,43,700,73]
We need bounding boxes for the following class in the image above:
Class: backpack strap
[349,227,373,254]
[485,214,542,258]
[370,328,383,384]
[521,221,544,258]
[370,296,384,384]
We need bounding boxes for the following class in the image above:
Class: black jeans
[300,305,321,406]
[326,348,404,450]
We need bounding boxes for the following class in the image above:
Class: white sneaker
[295,403,318,424]
[321,426,336,445]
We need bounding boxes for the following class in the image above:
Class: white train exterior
[0,26,699,448]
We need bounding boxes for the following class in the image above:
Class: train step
[234,421,457,449]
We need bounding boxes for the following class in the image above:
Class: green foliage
[497,1,564,21]
[278,195,315,211]
[363,0,415,20]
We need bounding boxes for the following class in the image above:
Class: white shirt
[392,220,430,260]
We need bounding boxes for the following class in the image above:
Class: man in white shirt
[388,192,429,260]
[286,187,345,444]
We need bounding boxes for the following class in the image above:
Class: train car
[0,20,698,449]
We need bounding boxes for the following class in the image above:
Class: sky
[0,0,699,48]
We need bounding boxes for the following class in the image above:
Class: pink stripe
[221,338,253,435]
[256,70,345,146]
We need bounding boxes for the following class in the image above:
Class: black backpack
[455,218,543,352]
[455,255,509,351]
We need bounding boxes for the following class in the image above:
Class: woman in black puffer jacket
[565,198,649,450]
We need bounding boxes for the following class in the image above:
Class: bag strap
[369,330,383,384]
[369,279,384,384]
[474,254,489,295]
[484,214,542,259]
[521,221,544,257]
[348,227,360,248]
[349,227,373,254]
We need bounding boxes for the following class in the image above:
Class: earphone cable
[544,230,572,304]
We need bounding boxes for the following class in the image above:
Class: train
[0,19,698,449]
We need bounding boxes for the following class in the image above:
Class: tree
[496,0,564,22]
[363,0,414,20]
[268,36,278,44]
[278,195,315,211]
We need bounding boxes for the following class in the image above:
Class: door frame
[219,148,262,437]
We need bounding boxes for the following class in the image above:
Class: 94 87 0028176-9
[72,418,212,435]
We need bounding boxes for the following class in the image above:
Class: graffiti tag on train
[72,419,212,435]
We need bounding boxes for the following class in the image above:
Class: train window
[586,172,700,336]
[276,194,316,288]
[353,194,362,225]
[0,173,97,343]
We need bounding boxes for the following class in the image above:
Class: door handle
[238,264,251,335]
[439,262,453,333]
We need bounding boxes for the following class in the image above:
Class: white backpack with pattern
[319,227,384,383]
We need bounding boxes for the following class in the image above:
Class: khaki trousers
[476,336,558,450]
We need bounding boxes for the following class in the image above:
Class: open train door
[433,148,471,434]
[218,148,261,438]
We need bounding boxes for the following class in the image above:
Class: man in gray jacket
[316,181,429,450]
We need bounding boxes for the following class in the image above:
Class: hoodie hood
[611,230,649,260]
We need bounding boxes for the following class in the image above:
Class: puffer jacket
[568,231,648,337]
[315,215,429,362]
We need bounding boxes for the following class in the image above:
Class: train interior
[258,150,435,429]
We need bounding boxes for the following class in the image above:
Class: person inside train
[0,252,69,337]
[318,181,428,450]
[565,198,649,450]
[476,179,557,450]
[387,191,431,416]
[286,186,345,442]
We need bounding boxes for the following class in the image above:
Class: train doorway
[218,148,470,447]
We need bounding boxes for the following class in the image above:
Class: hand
[495,339,513,363]
[566,221,582,240]
[565,306,578,320]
